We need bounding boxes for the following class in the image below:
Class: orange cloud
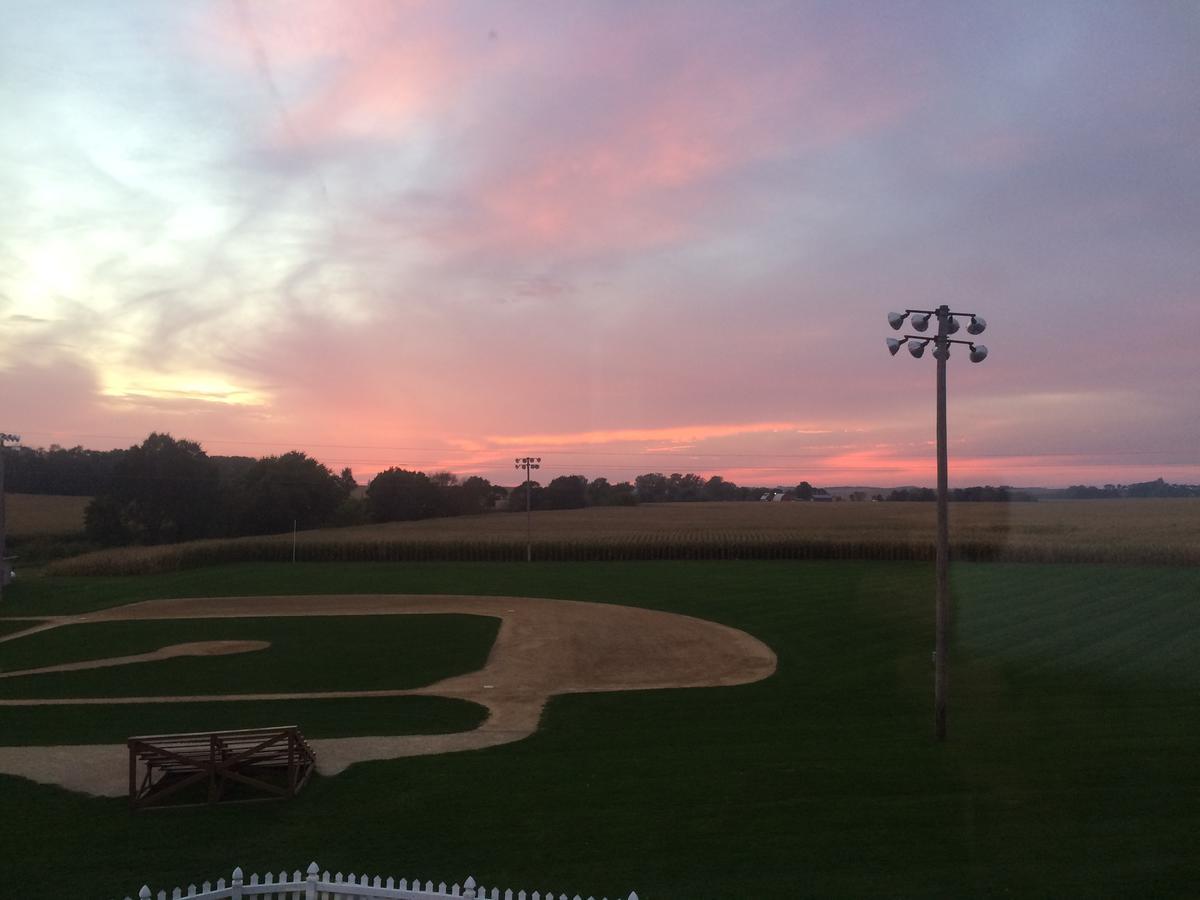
[485,421,831,448]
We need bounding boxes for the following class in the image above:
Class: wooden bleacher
[128,725,316,809]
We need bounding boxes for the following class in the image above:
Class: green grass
[0,695,487,746]
[0,615,500,698]
[0,619,42,638]
[0,561,1197,899]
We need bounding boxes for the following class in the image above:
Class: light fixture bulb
[888,312,907,330]
[967,316,987,335]
[908,341,926,358]
[886,338,905,355]
[911,313,931,332]
[969,344,989,363]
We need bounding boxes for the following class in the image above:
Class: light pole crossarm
[898,335,984,346]
[902,308,979,318]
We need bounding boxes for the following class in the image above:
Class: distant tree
[586,477,614,506]
[1125,477,1198,498]
[211,455,258,486]
[459,475,498,513]
[84,433,219,545]
[367,468,440,521]
[849,491,867,502]
[702,475,740,502]
[330,496,370,527]
[233,451,344,535]
[887,488,937,501]
[338,467,358,496]
[544,475,588,509]
[667,472,704,501]
[634,473,669,502]
[3,444,124,496]
[506,480,544,512]
[795,481,815,501]
[607,481,638,506]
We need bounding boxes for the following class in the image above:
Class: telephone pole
[0,433,20,605]
[514,456,541,562]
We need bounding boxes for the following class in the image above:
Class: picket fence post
[464,876,477,899]
[230,866,243,900]
[305,861,320,900]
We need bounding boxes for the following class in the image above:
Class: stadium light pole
[0,433,20,605]
[886,307,988,741]
[514,456,541,562]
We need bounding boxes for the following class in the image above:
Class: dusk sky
[2,1,1197,487]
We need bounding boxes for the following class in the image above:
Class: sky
[1,0,1197,488]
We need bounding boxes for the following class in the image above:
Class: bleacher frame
[127,725,316,809]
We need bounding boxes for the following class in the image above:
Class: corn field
[45,499,1200,575]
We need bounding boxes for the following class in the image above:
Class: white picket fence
[118,861,638,900]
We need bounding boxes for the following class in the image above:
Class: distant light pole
[0,433,20,604]
[886,307,988,741]
[514,456,541,562]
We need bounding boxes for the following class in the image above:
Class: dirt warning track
[0,594,777,796]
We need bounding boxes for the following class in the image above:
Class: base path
[0,594,776,797]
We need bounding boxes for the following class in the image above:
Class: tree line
[1061,478,1199,499]
[5,437,1196,548]
[47,436,836,546]
[883,486,1038,502]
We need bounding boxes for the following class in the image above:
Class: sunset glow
[1,1,1196,487]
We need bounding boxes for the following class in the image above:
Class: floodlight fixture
[933,345,950,361]
[969,344,989,363]
[886,337,906,355]
[967,315,987,335]
[911,313,931,332]
[945,316,960,335]
[888,311,908,330]
[908,339,927,358]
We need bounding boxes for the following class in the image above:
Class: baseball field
[0,553,1197,899]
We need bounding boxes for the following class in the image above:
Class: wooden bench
[128,726,316,809]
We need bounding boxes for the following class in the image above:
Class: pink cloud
[200,0,473,147]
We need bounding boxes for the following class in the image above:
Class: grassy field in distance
[4,493,89,537]
[47,498,1200,574]
[0,560,1195,898]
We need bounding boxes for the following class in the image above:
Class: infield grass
[0,560,1196,899]
[0,695,487,746]
[0,615,500,698]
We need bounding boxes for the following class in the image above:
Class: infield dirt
[0,594,777,796]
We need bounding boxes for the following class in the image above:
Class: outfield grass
[0,615,500,698]
[0,561,1197,898]
[0,695,487,746]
